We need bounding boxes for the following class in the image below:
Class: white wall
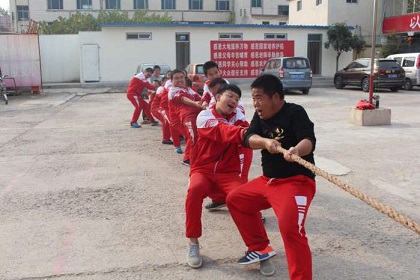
[39,34,80,83]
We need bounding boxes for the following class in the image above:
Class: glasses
[222,92,240,102]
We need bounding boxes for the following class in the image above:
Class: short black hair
[145,67,153,73]
[251,74,284,99]
[203,61,219,76]
[208,77,227,89]
[171,69,185,80]
[153,65,161,70]
[216,84,241,98]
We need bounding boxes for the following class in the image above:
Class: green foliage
[352,35,367,57]
[325,22,367,71]
[379,33,408,58]
[0,7,9,16]
[38,10,173,34]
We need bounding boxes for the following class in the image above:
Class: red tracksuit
[151,86,171,142]
[168,86,202,163]
[126,73,156,124]
[186,107,248,238]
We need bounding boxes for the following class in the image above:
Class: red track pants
[227,175,316,280]
[127,94,155,124]
[185,171,242,238]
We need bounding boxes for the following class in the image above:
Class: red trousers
[208,146,253,203]
[151,107,171,142]
[185,171,242,238]
[127,94,155,124]
[227,175,316,280]
[181,115,198,163]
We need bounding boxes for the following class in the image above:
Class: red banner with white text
[383,13,420,34]
[210,40,294,78]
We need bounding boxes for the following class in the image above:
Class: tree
[38,10,173,34]
[379,33,408,58]
[0,7,11,33]
[324,22,355,72]
[352,35,367,58]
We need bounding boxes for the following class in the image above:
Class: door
[307,34,322,75]
[82,44,100,82]
[176,33,190,70]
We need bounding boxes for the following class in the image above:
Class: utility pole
[368,0,379,105]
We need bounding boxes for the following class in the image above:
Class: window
[162,0,176,9]
[278,5,289,16]
[262,21,269,25]
[218,33,242,40]
[134,0,148,9]
[403,57,415,67]
[346,0,357,3]
[77,0,92,10]
[106,0,121,9]
[251,0,261,8]
[189,0,203,10]
[48,0,63,9]
[126,32,152,40]
[297,1,302,11]
[316,0,322,5]
[216,0,230,11]
[17,5,29,20]
[264,33,287,40]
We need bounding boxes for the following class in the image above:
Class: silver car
[260,57,313,95]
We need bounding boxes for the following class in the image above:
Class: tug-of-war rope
[276,146,420,235]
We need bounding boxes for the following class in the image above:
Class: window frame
[126,32,152,40]
[161,0,176,10]
[251,0,262,8]
[47,0,64,10]
[216,0,230,11]
[189,0,203,10]
[134,0,149,9]
[264,33,287,40]
[17,5,29,21]
[218,33,243,40]
[278,5,289,16]
[77,0,92,10]
[106,0,121,9]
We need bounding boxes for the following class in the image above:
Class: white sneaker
[187,243,202,268]
[260,258,275,276]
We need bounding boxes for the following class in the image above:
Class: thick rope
[276,146,420,235]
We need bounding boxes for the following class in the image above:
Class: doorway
[176,33,190,70]
[307,34,322,75]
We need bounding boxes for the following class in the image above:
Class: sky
[0,0,9,10]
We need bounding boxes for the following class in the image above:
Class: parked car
[386,53,420,90]
[136,63,171,78]
[334,58,405,92]
[260,56,312,95]
[185,63,206,94]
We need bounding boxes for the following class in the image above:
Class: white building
[9,0,291,33]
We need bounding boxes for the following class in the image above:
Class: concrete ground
[0,82,419,280]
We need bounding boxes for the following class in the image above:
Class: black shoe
[150,121,159,126]
[182,159,190,166]
[162,140,174,145]
[205,201,226,211]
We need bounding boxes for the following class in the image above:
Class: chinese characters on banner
[383,13,420,33]
[210,40,294,78]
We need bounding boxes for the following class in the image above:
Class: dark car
[334,58,405,92]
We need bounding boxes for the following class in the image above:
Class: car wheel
[334,76,344,89]
[361,77,370,92]
[404,79,413,90]
[302,89,309,95]
[390,87,400,92]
